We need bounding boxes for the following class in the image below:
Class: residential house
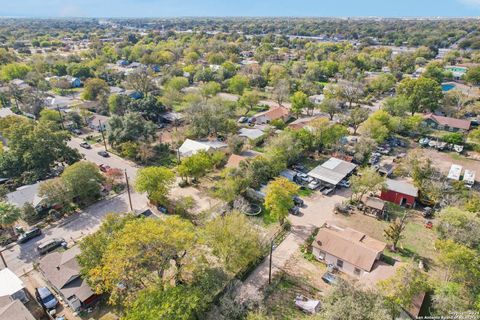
[0,297,35,320]
[39,247,99,311]
[288,116,325,131]
[87,114,110,131]
[178,139,227,158]
[252,106,291,124]
[6,182,43,208]
[312,224,386,277]
[445,65,468,80]
[65,76,81,88]
[423,114,471,133]
[0,268,28,303]
[309,94,324,104]
[238,128,265,140]
[380,179,418,207]
[9,79,29,90]
[225,150,259,169]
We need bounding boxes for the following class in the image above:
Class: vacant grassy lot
[333,211,437,262]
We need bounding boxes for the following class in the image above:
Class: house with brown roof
[312,224,386,277]
[252,106,291,124]
[225,150,260,169]
[423,114,471,133]
[0,296,35,320]
[38,247,99,312]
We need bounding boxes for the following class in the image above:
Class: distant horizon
[1,0,480,18]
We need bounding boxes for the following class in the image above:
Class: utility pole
[57,107,65,130]
[0,250,7,269]
[99,120,107,151]
[125,169,133,211]
[268,239,273,284]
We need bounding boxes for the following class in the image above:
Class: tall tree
[345,107,369,134]
[134,166,175,206]
[264,177,299,225]
[290,91,311,118]
[350,167,385,202]
[383,212,409,251]
[61,161,103,204]
[378,264,430,314]
[204,211,262,273]
[0,201,22,236]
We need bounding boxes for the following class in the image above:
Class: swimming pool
[441,83,456,92]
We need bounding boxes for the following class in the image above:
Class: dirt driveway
[421,148,480,182]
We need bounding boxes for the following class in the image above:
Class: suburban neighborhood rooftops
[385,179,418,197]
[254,106,290,120]
[423,113,471,130]
[308,157,357,186]
[312,224,386,271]
[238,128,265,140]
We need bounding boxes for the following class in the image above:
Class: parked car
[422,207,434,218]
[293,196,304,207]
[338,179,350,188]
[238,116,248,123]
[321,272,337,285]
[289,206,300,215]
[36,238,67,255]
[35,287,58,310]
[79,142,91,149]
[98,164,111,172]
[322,187,335,196]
[307,180,320,190]
[71,129,82,135]
[98,150,109,157]
[17,227,42,244]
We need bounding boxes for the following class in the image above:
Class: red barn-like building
[380,179,418,207]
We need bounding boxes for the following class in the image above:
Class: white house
[178,139,227,158]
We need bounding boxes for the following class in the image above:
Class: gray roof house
[39,246,98,311]
[238,128,265,140]
[6,182,43,208]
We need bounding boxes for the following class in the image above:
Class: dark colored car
[293,196,304,207]
[98,150,110,157]
[289,206,300,215]
[79,142,91,149]
[17,227,42,244]
[321,272,337,285]
[35,287,58,310]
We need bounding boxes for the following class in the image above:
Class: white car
[308,180,320,190]
[338,180,350,188]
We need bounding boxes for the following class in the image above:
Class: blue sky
[1,0,480,17]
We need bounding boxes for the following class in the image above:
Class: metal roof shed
[308,157,357,186]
